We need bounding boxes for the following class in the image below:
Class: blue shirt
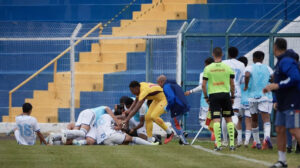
[91,106,106,126]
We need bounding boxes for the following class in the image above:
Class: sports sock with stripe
[227,122,235,147]
[213,122,221,148]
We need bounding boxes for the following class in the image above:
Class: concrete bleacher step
[132,10,187,20]
[154,0,206,3]
[99,42,146,52]
[75,62,126,72]
[113,25,166,36]
[79,52,102,63]
[141,3,187,12]
[120,20,166,28]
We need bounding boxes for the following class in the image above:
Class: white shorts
[103,132,126,145]
[239,107,251,118]
[249,101,273,115]
[199,107,209,120]
[86,126,97,140]
[232,97,241,110]
[75,109,95,127]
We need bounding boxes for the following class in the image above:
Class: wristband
[204,96,208,99]
[190,90,193,93]
[231,96,235,99]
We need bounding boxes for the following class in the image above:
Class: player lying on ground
[244,51,274,150]
[157,75,190,145]
[122,81,174,144]
[61,106,120,144]
[8,103,47,145]
[74,107,159,146]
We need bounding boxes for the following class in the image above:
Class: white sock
[147,137,154,142]
[237,129,242,144]
[65,129,86,139]
[263,122,271,140]
[166,128,172,134]
[252,127,261,144]
[78,140,87,145]
[133,137,154,145]
[278,151,287,162]
[244,130,251,145]
[222,118,228,142]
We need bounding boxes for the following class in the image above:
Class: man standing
[264,38,300,168]
[157,75,190,145]
[202,47,236,151]
[223,46,245,147]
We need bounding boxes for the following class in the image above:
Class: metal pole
[225,18,237,59]
[146,39,150,82]
[176,21,188,86]
[70,23,82,123]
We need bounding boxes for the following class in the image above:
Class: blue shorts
[275,110,300,129]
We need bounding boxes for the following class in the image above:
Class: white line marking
[192,145,273,167]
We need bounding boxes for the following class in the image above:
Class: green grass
[0,139,299,168]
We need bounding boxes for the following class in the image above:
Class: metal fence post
[70,23,82,123]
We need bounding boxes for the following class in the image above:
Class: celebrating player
[244,51,273,150]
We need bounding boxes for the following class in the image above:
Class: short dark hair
[114,105,124,116]
[213,47,222,57]
[228,47,239,58]
[253,51,265,60]
[22,103,32,113]
[129,81,140,88]
[274,38,287,51]
[204,57,214,65]
[120,96,134,107]
[147,100,153,107]
[238,56,248,67]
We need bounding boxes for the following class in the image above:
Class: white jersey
[223,59,245,97]
[95,114,120,144]
[15,115,40,145]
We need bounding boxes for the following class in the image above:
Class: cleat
[262,140,268,150]
[265,137,273,149]
[287,146,292,153]
[154,135,162,145]
[237,141,243,148]
[251,141,257,149]
[214,147,222,151]
[256,143,262,150]
[179,135,189,145]
[183,131,189,138]
[230,146,236,151]
[221,141,228,147]
[48,133,55,145]
[164,132,174,144]
[151,142,160,146]
[269,161,288,168]
[211,132,215,141]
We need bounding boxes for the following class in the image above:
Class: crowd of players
[8,38,300,168]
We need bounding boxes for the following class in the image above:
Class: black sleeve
[203,77,208,81]
[230,74,235,79]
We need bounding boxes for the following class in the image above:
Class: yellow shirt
[138,82,165,101]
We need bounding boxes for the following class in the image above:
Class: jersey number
[17,124,32,137]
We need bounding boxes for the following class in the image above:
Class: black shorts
[209,92,233,119]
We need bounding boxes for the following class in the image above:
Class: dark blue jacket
[274,49,300,111]
[163,80,190,118]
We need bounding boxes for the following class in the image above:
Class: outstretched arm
[105,106,121,126]
[244,72,250,91]
[125,99,145,123]
[36,131,47,145]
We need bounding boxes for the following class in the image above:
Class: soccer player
[237,56,252,147]
[263,38,300,168]
[223,46,245,147]
[244,51,273,150]
[157,75,190,145]
[202,47,236,151]
[13,103,47,145]
[123,81,174,144]
[85,107,159,146]
[62,105,120,144]
[185,57,214,129]
[120,96,148,140]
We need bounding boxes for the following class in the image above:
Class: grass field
[0,138,299,168]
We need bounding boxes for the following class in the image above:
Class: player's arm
[127,98,138,113]
[164,84,176,111]
[185,73,203,96]
[230,77,235,98]
[244,71,250,91]
[125,99,145,123]
[202,79,208,103]
[105,106,121,126]
[36,131,47,145]
[130,116,145,133]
